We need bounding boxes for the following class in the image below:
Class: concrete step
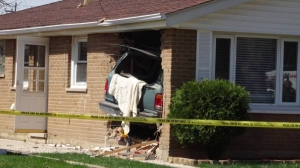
[27,133,48,144]
[29,133,47,139]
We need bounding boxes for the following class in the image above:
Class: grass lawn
[0,154,86,168]
[0,152,172,168]
[2,152,300,168]
[38,153,300,168]
[38,153,171,168]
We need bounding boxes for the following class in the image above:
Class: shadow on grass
[197,160,300,168]
[6,151,26,156]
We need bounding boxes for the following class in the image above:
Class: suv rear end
[99,46,163,118]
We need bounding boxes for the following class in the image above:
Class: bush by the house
[168,80,250,159]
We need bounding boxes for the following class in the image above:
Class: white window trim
[212,34,300,114]
[279,38,300,107]
[0,40,5,77]
[71,37,87,89]
[13,43,45,91]
[195,31,213,81]
[212,35,235,82]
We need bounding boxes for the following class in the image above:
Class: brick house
[1,0,300,160]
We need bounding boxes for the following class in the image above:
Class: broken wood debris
[88,146,120,156]
[99,140,157,156]
[92,140,159,161]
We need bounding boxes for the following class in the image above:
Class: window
[23,45,46,91]
[0,40,5,77]
[236,37,277,104]
[71,38,87,88]
[281,40,298,104]
[214,36,300,109]
[214,37,232,80]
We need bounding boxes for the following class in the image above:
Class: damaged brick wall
[47,34,122,147]
[0,40,16,136]
[160,29,197,161]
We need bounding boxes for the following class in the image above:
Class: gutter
[100,13,166,26]
[0,13,166,36]
[0,22,99,35]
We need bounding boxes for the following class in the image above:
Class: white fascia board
[100,13,166,26]
[0,20,167,39]
[166,0,251,27]
[0,22,100,35]
[0,13,166,36]
[47,20,167,36]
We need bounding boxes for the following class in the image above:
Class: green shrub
[168,80,250,159]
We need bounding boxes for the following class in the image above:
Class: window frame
[213,34,300,113]
[0,40,5,77]
[212,35,235,82]
[71,37,87,89]
[279,38,300,106]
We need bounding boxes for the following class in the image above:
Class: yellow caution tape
[1,110,300,129]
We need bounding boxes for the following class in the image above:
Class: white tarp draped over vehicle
[108,74,146,134]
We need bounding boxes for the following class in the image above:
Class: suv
[99,45,163,118]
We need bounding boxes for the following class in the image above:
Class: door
[15,36,49,133]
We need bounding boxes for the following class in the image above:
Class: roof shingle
[0,0,212,30]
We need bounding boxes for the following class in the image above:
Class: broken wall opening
[116,30,162,84]
[119,30,161,49]
[108,121,159,144]
[108,30,162,144]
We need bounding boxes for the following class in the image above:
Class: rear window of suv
[115,52,161,84]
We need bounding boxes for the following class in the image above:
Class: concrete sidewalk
[0,138,196,168]
[0,138,85,154]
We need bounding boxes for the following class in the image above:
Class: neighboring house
[0,0,300,160]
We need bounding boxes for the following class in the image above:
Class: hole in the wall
[108,121,160,144]
[109,30,162,67]
[106,30,162,144]
[129,123,159,141]
[115,30,163,84]
[119,30,161,52]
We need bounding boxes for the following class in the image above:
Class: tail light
[155,93,163,111]
[104,79,108,95]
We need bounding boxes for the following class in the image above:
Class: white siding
[180,0,300,36]
[196,31,212,81]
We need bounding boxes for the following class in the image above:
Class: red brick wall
[226,114,300,159]
[47,34,121,147]
[160,28,300,160]
[160,29,197,160]
[0,40,16,136]
[168,113,300,159]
